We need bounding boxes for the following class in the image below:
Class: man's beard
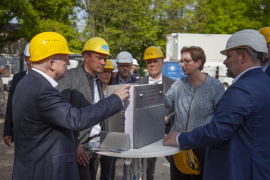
[263,56,270,62]
[226,68,234,78]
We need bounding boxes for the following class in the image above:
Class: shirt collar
[232,66,260,84]
[83,65,99,79]
[32,68,58,88]
[261,61,270,72]
[149,74,162,84]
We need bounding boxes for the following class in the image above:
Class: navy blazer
[178,68,270,180]
[12,70,123,180]
[114,74,137,84]
[265,65,270,77]
[3,71,26,137]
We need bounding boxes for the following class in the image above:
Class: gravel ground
[0,91,171,180]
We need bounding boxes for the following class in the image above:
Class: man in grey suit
[137,46,175,180]
[12,32,130,180]
[58,37,112,180]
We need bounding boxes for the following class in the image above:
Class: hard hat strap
[245,47,264,61]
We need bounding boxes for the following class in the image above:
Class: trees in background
[81,0,161,61]
[192,0,270,34]
[1,0,269,60]
[0,0,81,53]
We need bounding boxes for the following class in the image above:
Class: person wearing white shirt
[137,46,175,180]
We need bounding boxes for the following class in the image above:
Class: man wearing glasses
[114,51,137,84]
[137,46,175,180]
[112,51,137,180]
[12,32,130,180]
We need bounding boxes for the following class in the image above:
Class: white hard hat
[132,59,139,66]
[24,43,30,57]
[220,29,268,59]
[110,59,118,72]
[116,51,133,63]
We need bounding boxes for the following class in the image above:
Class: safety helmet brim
[220,29,268,55]
[29,32,75,62]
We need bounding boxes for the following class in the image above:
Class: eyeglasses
[179,59,194,65]
[100,70,112,74]
[118,65,131,68]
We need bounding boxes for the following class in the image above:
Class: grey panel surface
[132,84,164,149]
[133,104,165,149]
[134,84,163,109]
[100,131,130,151]
[105,84,165,149]
[104,84,138,132]
[104,84,124,132]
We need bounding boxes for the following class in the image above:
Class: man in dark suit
[58,37,111,180]
[259,27,270,77]
[137,46,175,180]
[12,32,130,180]
[3,43,32,147]
[163,29,270,180]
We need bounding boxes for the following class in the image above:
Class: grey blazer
[58,65,104,155]
[136,75,175,133]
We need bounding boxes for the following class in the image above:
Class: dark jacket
[12,70,122,180]
[3,71,26,137]
[114,74,137,84]
[265,65,270,77]
[179,68,270,180]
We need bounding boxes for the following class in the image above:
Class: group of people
[2,26,270,180]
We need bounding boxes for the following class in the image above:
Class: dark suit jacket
[137,75,175,133]
[12,70,122,180]
[265,64,270,77]
[57,65,104,156]
[179,68,270,180]
[3,71,26,137]
[114,74,137,84]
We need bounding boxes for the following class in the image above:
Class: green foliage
[81,0,161,66]
[1,0,269,59]
[192,0,270,34]
[0,0,81,53]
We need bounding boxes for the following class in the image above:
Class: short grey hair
[235,48,259,64]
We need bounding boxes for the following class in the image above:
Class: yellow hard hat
[81,37,111,56]
[104,60,114,70]
[29,32,75,62]
[143,46,164,60]
[259,27,270,43]
[173,150,200,175]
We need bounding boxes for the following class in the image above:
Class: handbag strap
[185,89,196,131]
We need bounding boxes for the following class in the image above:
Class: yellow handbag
[173,149,201,175]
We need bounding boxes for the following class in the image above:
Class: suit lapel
[162,75,169,93]
[143,76,149,84]
[265,65,270,77]
[77,66,93,103]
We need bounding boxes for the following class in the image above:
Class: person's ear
[240,52,248,64]
[196,60,202,69]
[48,59,55,71]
